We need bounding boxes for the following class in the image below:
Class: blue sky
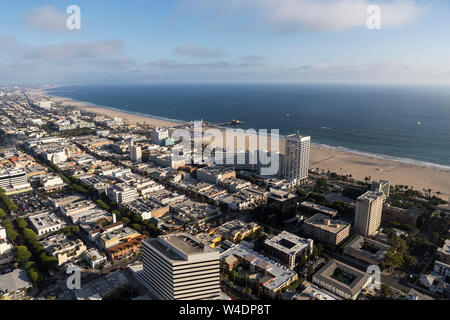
[0,0,449,85]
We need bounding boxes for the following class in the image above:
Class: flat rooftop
[304,214,350,233]
[265,231,313,256]
[358,191,384,202]
[313,259,371,298]
[145,233,218,261]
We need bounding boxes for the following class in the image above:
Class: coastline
[37,89,450,197]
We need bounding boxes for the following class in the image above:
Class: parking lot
[9,191,52,216]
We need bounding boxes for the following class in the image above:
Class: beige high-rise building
[354,191,384,236]
[141,233,221,300]
[283,134,311,185]
[130,141,142,163]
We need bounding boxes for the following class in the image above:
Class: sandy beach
[39,90,450,198]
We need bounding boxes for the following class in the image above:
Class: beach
[40,91,450,197]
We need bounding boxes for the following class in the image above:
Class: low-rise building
[85,248,107,268]
[433,260,450,278]
[300,201,338,218]
[126,198,169,220]
[39,175,65,191]
[215,219,261,243]
[60,199,97,218]
[220,244,298,298]
[343,235,390,265]
[196,166,236,185]
[303,214,350,245]
[264,231,313,270]
[108,234,147,261]
[41,234,87,266]
[436,239,450,264]
[99,227,141,250]
[28,212,63,236]
[312,259,373,300]
[382,204,422,227]
[107,183,138,204]
[0,269,33,300]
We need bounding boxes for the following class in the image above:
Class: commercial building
[343,235,390,265]
[141,233,221,300]
[267,189,298,223]
[264,231,313,269]
[39,175,65,191]
[107,183,138,204]
[354,191,384,237]
[196,166,236,185]
[28,212,64,236]
[0,169,30,192]
[0,269,33,300]
[60,200,97,218]
[125,198,169,220]
[312,259,373,300]
[303,214,350,245]
[283,134,311,185]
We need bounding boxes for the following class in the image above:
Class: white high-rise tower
[354,191,384,236]
[284,134,311,185]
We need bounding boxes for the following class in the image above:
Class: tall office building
[130,142,142,163]
[141,233,221,300]
[284,134,311,185]
[354,191,384,237]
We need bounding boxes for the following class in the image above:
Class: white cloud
[174,45,227,58]
[187,0,428,32]
[23,6,69,32]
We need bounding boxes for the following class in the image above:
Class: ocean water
[45,84,450,168]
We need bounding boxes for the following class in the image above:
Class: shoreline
[36,89,450,197]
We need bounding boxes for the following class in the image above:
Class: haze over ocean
[46,84,450,168]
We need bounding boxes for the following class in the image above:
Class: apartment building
[283,134,311,185]
[41,234,87,266]
[354,191,384,237]
[303,214,350,245]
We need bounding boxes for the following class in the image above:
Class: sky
[0,0,449,85]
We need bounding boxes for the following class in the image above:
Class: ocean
[45,84,450,168]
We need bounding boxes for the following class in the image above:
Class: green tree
[40,253,59,270]
[96,200,111,211]
[0,208,6,218]
[15,217,28,229]
[15,246,32,264]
